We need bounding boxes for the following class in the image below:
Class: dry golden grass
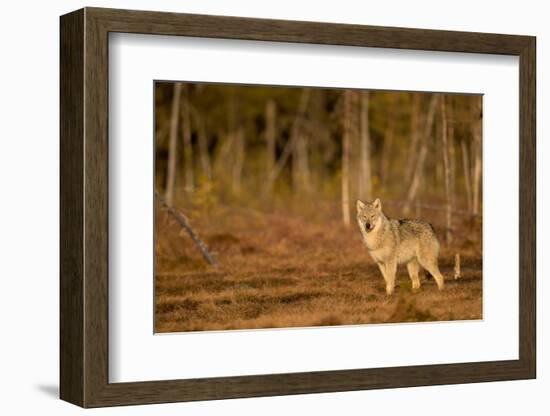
[155,204,482,333]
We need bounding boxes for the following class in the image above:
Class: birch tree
[232,127,245,194]
[292,132,311,192]
[165,82,182,206]
[471,97,482,215]
[404,94,421,181]
[192,111,212,182]
[341,90,354,226]
[265,89,310,194]
[358,90,372,200]
[265,99,277,179]
[441,95,452,244]
[199,120,211,181]
[447,98,457,212]
[461,137,473,212]
[403,94,438,214]
[181,85,194,193]
[379,106,396,188]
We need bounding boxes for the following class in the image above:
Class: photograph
[51,4,536,409]
[154,81,483,333]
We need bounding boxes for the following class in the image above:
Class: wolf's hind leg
[406,259,421,290]
[418,257,445,290]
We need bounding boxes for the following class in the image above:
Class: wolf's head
[356,198,384,233]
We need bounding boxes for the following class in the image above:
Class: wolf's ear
[356,200,366,212]
[372,198,382,211]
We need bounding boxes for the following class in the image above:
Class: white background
[0,0,546,415]
[110,34,519,382]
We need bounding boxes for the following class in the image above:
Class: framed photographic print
[60,7,536,408]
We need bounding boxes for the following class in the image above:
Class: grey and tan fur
[356,198,445,295]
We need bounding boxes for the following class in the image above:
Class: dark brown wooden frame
[60,7,536,408]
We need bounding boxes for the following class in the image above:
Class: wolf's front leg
[384,261,397,295]
[376,262,389,293]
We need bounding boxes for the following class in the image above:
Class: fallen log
[155,191,219,267]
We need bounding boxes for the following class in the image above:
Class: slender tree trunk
[461,137,473,212]
[214,129,234,192]
[292,133,300,189]
[188,94,212,183]
[196,114,212,181]
[265,89,310,194]
[165,82,182,206]
[415,199,421,218]
[265,99,277,179]
[181,85,194,193]
[472,97,482,215]
[292,132,311,192]
[232,127,245,195]
[216,89,238,192]
[441,95,452,244]
[404,94,421,181]
[358,91,372,200]
[292,95,311,192]
[379,116,396,187]
[403,94,438,214]
[447,98,456,213]
[341,90,353,227]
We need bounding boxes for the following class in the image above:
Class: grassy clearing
[155,204,482,333]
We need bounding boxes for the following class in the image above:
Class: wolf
[356,198,445,295]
